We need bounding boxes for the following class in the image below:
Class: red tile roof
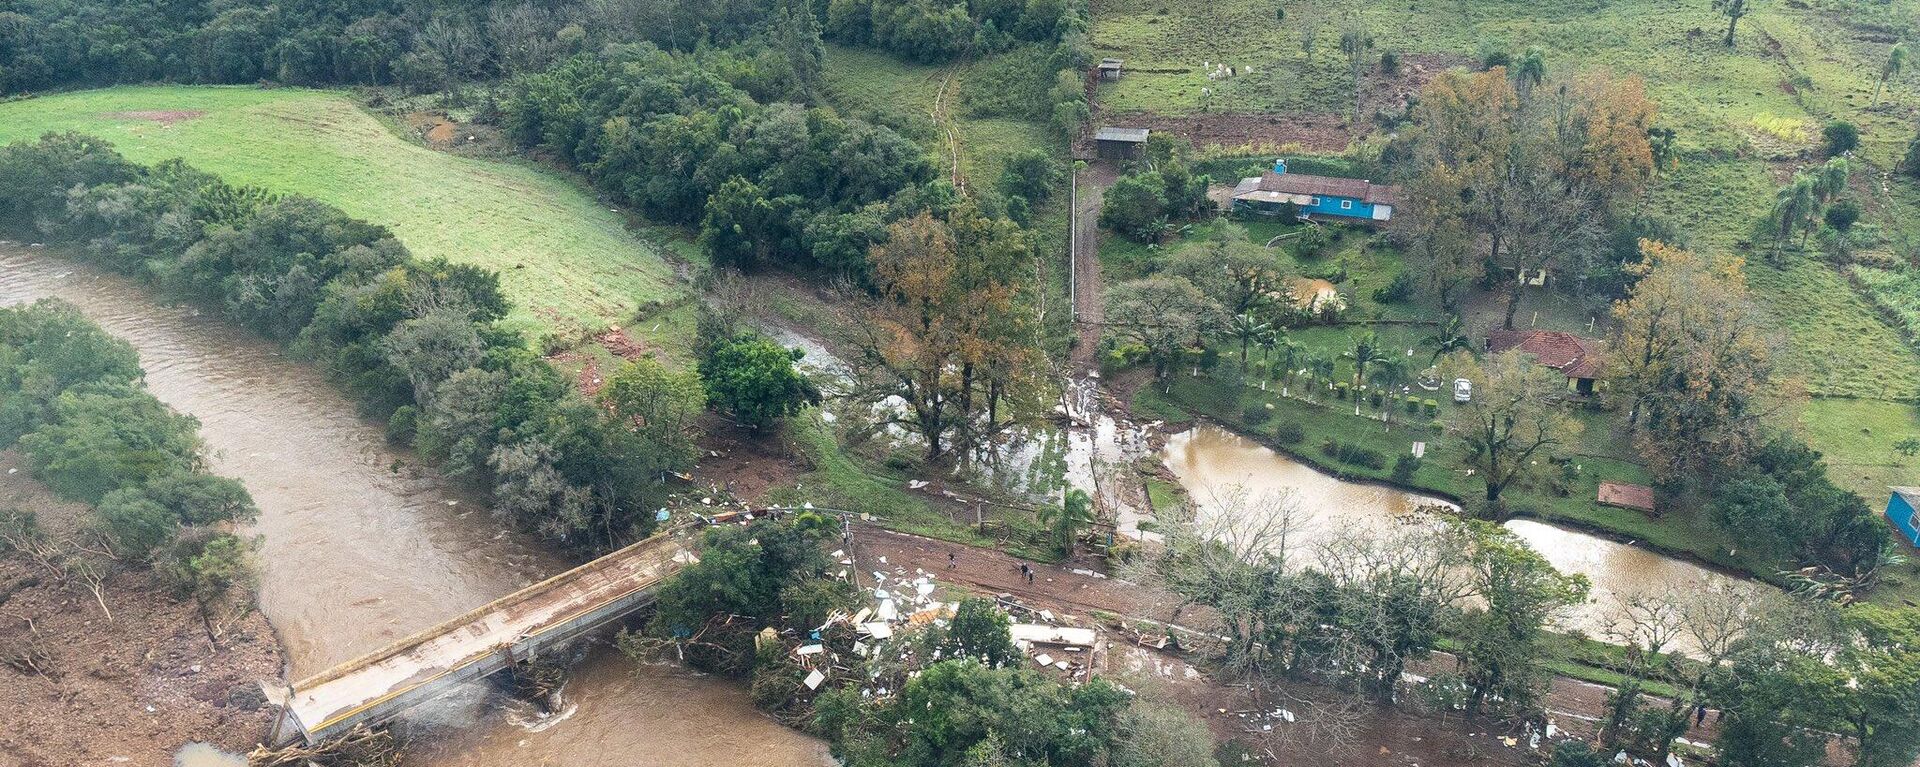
[1486,328,1604,379]
[1250,171,1400,204]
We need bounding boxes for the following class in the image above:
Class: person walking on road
[1020,563,1034,584]
[947,552,957,570]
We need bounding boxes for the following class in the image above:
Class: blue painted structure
[1228,159,1398,223]
[1887,488,1920,547]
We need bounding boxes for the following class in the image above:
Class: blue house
[1888,487,1920,547]
[1229,159,1399,223]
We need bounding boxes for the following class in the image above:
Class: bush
[386,404,418,444]
[1391,453,1421,483]
[1825,199,1860,231]
[1372,272,1415,303]
[1241,403,1273,426]
[1429,418,1445,433]
[1824,121,1860,155]
[1367,389,1385,408]
[1424,398,1439,416]
[1335,382,1351,400]
[1273,421,1305,445]
[1405,395,1421,413]
[1380,51,1400,75]
[1319,439,1387,470]
[1293,225,1333,258]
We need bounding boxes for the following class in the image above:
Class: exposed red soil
[592,327,652,360]
[0,453,282,767]
[1102,111,1358,153]
[102,110,206,126]
[688,416,808,503]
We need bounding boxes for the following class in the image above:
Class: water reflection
[1160,424,1757,643]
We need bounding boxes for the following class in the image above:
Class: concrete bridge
[271,523,701,744]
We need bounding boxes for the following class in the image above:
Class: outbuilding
[1886,487,1920,547]
[1096,58,1125,81]
[1094,127,1150,160]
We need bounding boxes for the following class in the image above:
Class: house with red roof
[1486,327,1606,396]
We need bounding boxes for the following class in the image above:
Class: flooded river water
[1162,424,1756,642]
[0,248,833,765]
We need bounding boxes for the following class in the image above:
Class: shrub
[1372,272,1415,303]
[1825,199,1860,231]
[1429,418,1445,433]
[1293,225,1333,258]
[1335,382,1351,399]
[1367,389,1385,408]
[1241,403,1273,426]
[1319,439,1387,470]
[1423,398,1439,416]
[1380,50,1400,75]
[1405,395,1421,413]
[386,404,418,444]
[1392,453,1421,483]
[1824,121,1860,155]
[1273,421,1305,445]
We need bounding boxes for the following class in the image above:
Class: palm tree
[1343,330,1389,386]
[1771,174,1817,258]
[1307,353,1336,401]
[1228,312,1271,367]
[1040,489,1095,556]
[1875,43,1909,106]
[1421,315,1473,364]
[1372,357,1413,423]
[1256,325,1281,363]
[1275,337,1303,394]
[1514,46,1547,95]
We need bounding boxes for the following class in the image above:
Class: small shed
[1887,487,1920,547]
[1097,58,1125,81]
[1094,127,1150,160]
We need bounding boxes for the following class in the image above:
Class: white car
[1452,378,1472,403]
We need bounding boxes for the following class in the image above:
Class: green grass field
[822,44,1055,192]
[0,86,681,342]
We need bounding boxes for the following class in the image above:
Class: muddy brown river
[1162,425,1758,643]
[1,248,834,765]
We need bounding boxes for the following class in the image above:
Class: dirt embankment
[0,453,283,766]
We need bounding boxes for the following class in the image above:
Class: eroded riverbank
[0,248,833,765]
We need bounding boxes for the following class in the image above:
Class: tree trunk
[1502,286,1522,330]
[199,600,220,651]
[1724,12,1739,47]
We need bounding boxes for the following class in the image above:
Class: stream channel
[1,247,835,766]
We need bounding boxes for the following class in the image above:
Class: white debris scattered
[796,644,824,656]
[1034,653,1055,667]
[803,669,826,690]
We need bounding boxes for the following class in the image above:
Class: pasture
[0,86,682,342]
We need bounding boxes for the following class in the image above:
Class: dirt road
[1070,164,1117,369]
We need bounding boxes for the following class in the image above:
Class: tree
[1455,521,1590,716]
[850,208,1035,461]
[1338,14,1373,120]
[938,597,1020,667]
[1343,330,1389,386]
[1227,313,1270,367]
[998,149,1062,205]
[1605,241,1775,477]
[1115,702,1220,767]
[898,660,1130,765]
[156,529,256,648]
[1421,315,1472,364]
[1099,172,1169,241]
[1106,276,1223,385]
[381,308,485,405]
[699,176,781,270]
[18,383,203,504]
[1447,351,1580,503]
[1514,46,1547,95]
[1040,488,1095,556]
[699,333,819,430]
[1824,121,1860,156]
[600,357,706,481]
[1874,43,1908,106]
[1713,0,1753,47]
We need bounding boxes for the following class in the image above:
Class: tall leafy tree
[1445,351,1580,503]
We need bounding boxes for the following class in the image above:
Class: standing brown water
[1162,424,1756,643]
[0,248,834,765]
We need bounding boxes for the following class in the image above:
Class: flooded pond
[1161,424,1757,642]
[1,248,833,766]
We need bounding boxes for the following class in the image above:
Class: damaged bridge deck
[276,525,699,743]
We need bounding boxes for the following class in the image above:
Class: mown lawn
[0,86,681,343]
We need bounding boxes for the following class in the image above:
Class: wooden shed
[1096,58,1124,81]
[1094,127,1149,160]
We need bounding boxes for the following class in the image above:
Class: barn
[1094,127,1149,160]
